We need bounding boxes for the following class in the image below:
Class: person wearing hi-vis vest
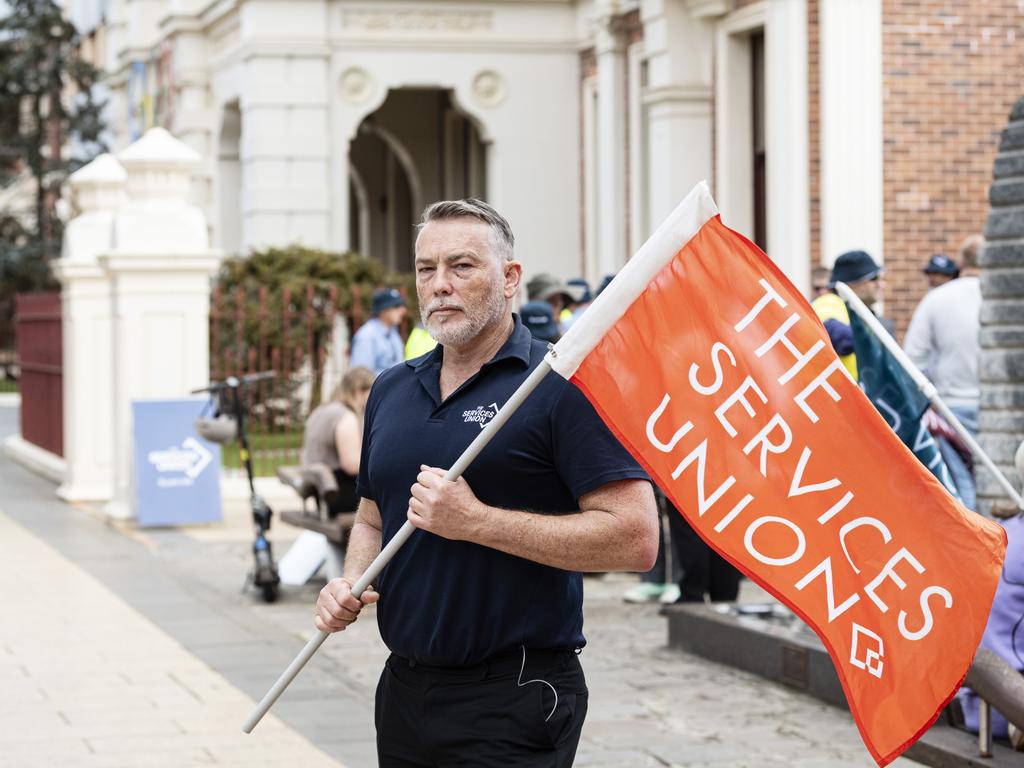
[811,249,889,380]
[403,322,437,360]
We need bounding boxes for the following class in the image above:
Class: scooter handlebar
[191,370,275,394]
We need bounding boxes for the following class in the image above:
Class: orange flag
[546,183,1006,765]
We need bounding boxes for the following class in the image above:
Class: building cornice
[99,253,223,274]
[684,0,730,19]
[198,0,240,30]
[209,37,579,71]
[327,37,579,54]
[117,46,158,68]
[160,14,206,38]
[643,84,713,105]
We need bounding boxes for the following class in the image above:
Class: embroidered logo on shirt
[463,403,500,429]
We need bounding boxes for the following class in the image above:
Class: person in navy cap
[922,253,960,289]
[905,235,983,509]
[519,299,561,343]
[561,277,592,332]
[350,288,407,375]
[811,249,890,380]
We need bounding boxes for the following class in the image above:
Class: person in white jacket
[903,234,983,510]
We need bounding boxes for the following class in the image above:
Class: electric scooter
[193,371,281,603]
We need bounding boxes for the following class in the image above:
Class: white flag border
[545,181,719,380]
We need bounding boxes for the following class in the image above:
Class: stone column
[595,4,629,275]
[641,0,715,230]
[240,51,332,250]
[51,155,126,502]
[818,0,883,264]
[764,0,809,293]
[978,97,1024,518]
[101,128,221,521]
[164,18,216,220]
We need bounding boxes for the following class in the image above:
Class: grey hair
[418,198,515,261]
[958,234,983,269]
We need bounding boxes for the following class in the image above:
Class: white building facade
[67,0,896,295]
[70,0,1015,315]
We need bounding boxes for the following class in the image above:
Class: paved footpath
[0,510,344,768]
[0,405,917,767]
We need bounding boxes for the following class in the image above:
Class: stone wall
[978,96,1024,517]
[807,0,820,267]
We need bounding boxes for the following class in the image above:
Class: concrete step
[663,602,1022,767]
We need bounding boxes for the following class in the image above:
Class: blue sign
[132,398,223,527]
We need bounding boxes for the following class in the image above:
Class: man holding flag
[289,186,1004,768]
[315,198,658,767]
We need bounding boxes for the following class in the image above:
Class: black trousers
[375,649,588,767]
[666,500,742,602]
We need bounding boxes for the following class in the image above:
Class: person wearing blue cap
[519,300,560,343]
[904,235,984,509]
[922,253,960,289]
[561,278,592,332]
[810,249,888,380]
[350,288,407,375]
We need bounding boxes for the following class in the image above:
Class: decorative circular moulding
[472,70,505,107]
[340,67,373,104]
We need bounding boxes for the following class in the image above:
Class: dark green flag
[848,308,961,500]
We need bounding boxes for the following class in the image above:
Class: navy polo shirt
[356,314,649,666]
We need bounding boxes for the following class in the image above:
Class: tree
[0,0,106,298]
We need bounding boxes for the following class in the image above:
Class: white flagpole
[244,180,721,733]
[241,360,553,733]
[834,281,1023,511]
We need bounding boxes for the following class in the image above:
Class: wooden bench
[277,465,357,579]
[279,510,355,546]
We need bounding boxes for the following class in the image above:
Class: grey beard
[423,287,507,348]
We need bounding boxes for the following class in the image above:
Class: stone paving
[0,404,918,767]
[0,510,343,768]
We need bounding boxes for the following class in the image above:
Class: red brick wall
[808,0,821,272]
[882,1,1023,337]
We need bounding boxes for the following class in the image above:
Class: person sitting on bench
[300,366,375,516]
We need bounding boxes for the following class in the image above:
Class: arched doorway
[348,88,487,271]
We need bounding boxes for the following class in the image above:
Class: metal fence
[15,292,62,456]
[208,284,408,476]
[0,298,16,393]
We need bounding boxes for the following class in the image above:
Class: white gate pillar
[52,154,125,502]
[101,128,222,521]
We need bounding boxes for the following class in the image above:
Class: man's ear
[504,261,523,299]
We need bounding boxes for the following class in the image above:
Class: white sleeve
[902,296,934,376]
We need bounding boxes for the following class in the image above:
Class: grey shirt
[903,276,981,409]
[301,401,350,470]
